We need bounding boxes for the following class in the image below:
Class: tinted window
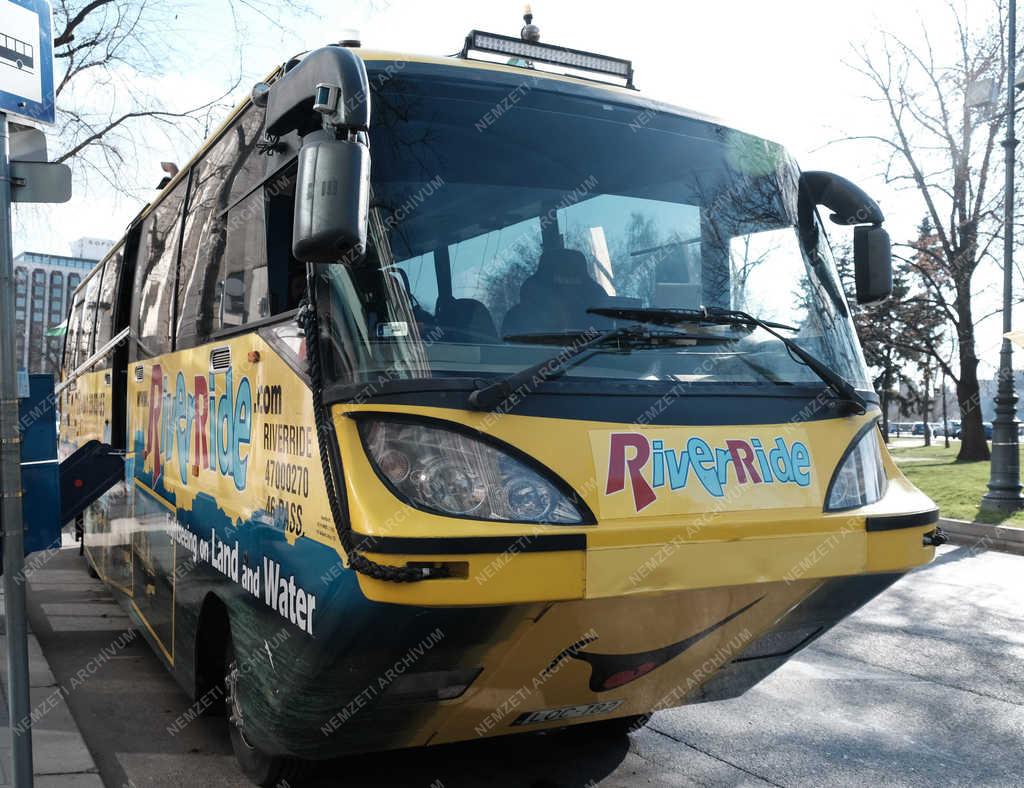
[79,268,104,363]
[94,250,123,367]
[314,66,869,390]
[176,104,268,347]
[64,297,84,373]
[395,253,437,318]
[220,189,269,328]
[133,181,186,358]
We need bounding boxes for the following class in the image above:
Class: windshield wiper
[588,306,797,332]
[588,306,867,414]
[467,325,692,411]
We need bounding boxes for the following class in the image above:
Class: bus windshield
[316,65,871,394]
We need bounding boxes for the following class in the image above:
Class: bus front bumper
[353,501,940,607]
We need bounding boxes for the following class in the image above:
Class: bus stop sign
[0,0,53,125]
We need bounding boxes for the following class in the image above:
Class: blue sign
[0,0,53,125]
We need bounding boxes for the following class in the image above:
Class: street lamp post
[983,0,1024,513]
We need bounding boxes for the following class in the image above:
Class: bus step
[60,440,124,523]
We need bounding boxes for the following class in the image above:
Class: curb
[939,518,1024,556]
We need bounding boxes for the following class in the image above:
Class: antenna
[521,4,540,42]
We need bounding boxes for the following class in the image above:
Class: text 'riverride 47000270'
[57,10,941,786]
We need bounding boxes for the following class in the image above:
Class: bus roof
[358,48,725,126]
[124,45,756,251]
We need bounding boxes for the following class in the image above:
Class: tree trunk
[922,365,932,447]
[942,376,950,449]
[956,290,990,461]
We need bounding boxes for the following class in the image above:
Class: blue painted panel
[18,372,61,556]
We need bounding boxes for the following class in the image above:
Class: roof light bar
[461,30,634,88]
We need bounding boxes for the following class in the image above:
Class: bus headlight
[824,427,888,511]
[355,417,590,524]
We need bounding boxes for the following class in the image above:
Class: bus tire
[224,637,306,787]
[195,596,230,717]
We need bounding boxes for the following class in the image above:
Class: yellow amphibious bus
[58,18,942,786]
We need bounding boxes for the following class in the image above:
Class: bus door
[93,225,142,591]
[123,178,189,657]
[70,235,135,584]
[110,224,140,452]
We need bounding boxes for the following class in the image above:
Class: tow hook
[923,527,948,547]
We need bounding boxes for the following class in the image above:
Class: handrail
[54,327,130,396]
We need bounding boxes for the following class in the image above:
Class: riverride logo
[604,433,812,512]
[144,364,253,492]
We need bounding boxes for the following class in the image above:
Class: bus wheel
[224,639,306,786]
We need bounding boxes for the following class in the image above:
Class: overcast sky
[17,0,1018,376]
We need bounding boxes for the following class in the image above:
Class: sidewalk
[0,586,103,787]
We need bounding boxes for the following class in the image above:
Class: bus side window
[131,180,187,360]
[64,296,84,375]
[219,189,269,328]
[265,166,300,312]
[176,103,266,349]
[94,250,123,368]
[79,264,105,366]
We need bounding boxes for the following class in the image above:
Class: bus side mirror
[266,46,373,264]
[853,224,892,304]
[801,170,893,304]
[292,131,370,264]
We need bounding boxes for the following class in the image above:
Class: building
[978,373,1024,422]
[882,373,1024,431]
[14,240,113,374]
[71,237,115,261]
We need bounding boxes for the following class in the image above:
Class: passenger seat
[434,296,499,343]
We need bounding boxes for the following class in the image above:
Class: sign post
[0,2,58,786]
[0,115,32,788]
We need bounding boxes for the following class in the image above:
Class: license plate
[511,700,624,726]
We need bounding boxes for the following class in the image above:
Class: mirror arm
[802,170,885,227]
[265,46,371,138]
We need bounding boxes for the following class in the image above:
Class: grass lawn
[889,443,1024,526]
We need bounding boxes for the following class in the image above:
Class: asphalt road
[24,540,1024,788]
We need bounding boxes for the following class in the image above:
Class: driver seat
[503,248,609,336]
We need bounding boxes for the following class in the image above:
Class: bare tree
[50,0,310,198]
[846,1,1013,461]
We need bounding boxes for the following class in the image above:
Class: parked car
[934,420,961,438]
[957,422,994,439]
[911,422,932,438]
